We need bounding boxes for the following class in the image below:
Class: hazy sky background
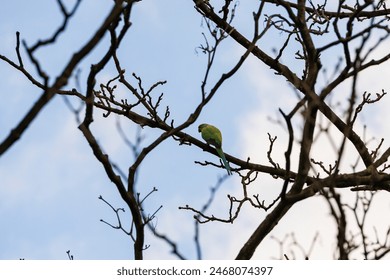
[1,0,390,260]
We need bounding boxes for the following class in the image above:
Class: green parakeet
[198,123,232,175]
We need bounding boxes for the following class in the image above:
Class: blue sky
[1,1,390,260]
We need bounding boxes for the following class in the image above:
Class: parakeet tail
[216,148,232,175]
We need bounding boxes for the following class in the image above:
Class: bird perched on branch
[198,123,232,175]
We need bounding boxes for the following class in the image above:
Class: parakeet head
[198,123,207,132]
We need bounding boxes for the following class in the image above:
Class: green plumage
[198,123,232,175]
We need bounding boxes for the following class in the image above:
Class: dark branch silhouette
[1,0,390,259]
